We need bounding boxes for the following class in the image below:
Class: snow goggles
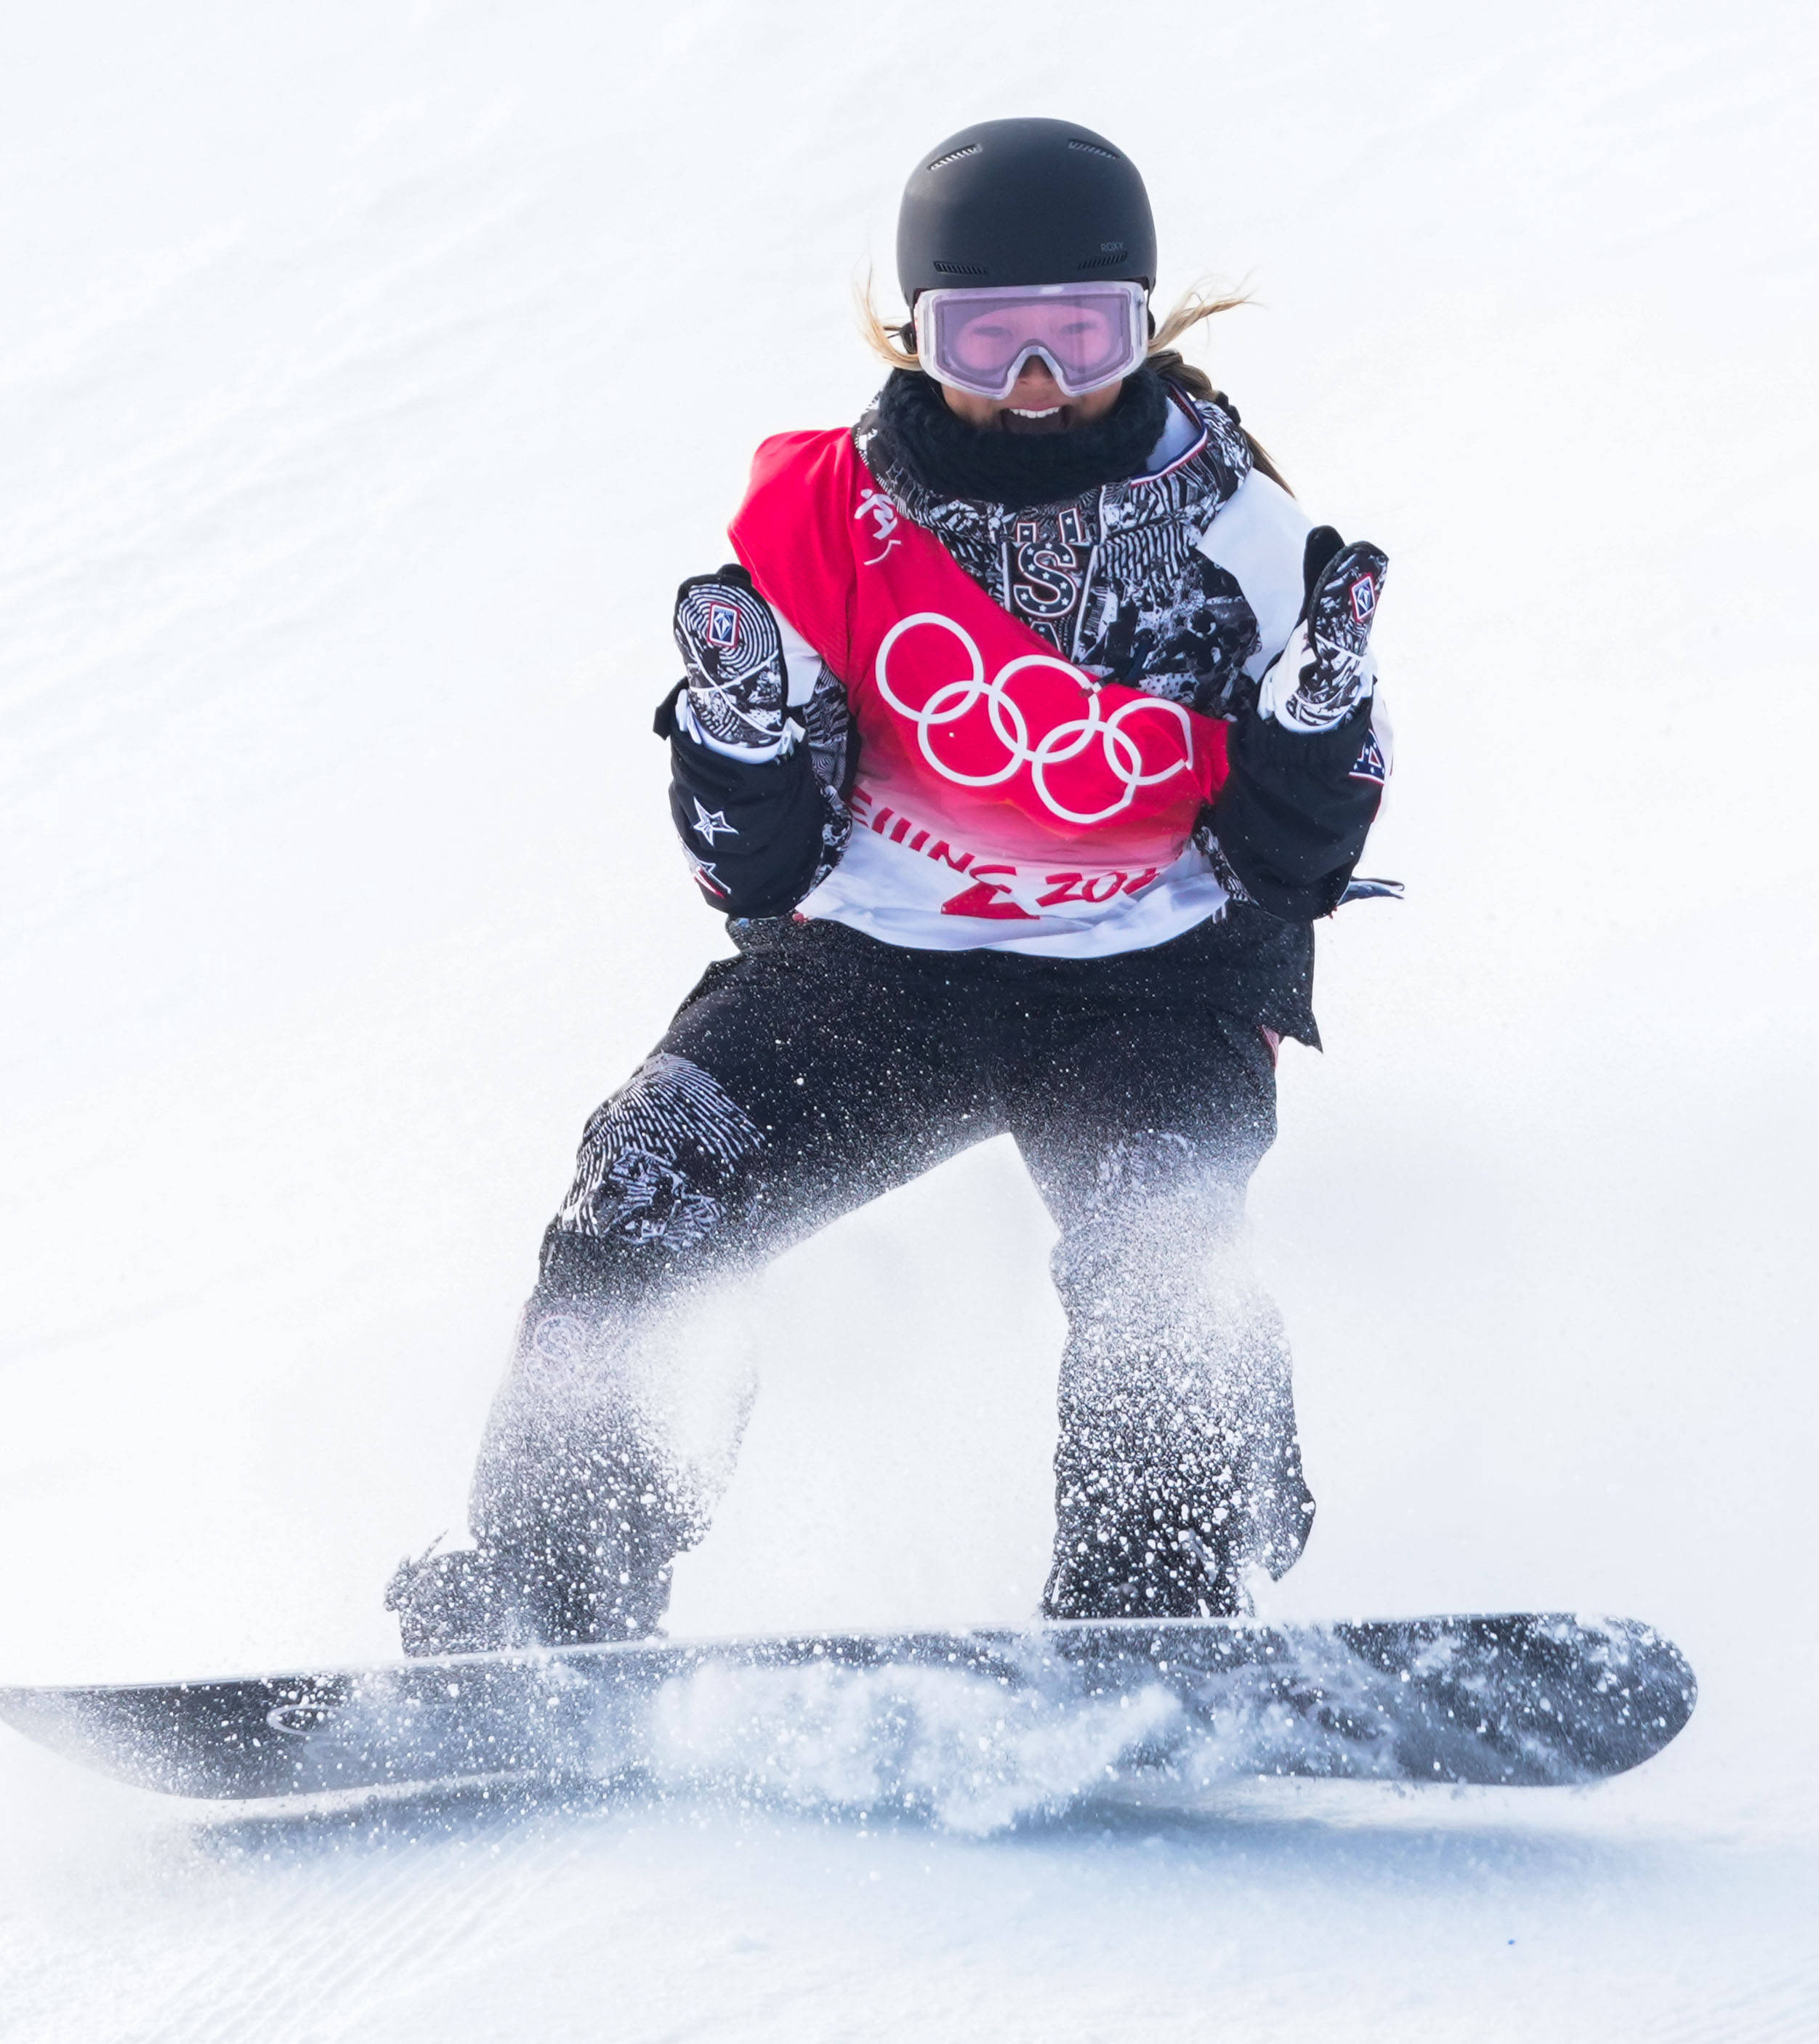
[913,280,1149,401]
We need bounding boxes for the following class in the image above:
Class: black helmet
[896,118,1156,302]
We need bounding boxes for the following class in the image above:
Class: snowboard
[0,1614,1694,1806]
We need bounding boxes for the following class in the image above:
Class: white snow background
[1,1,1815,2037]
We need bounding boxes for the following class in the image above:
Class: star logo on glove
[690,801,737,844]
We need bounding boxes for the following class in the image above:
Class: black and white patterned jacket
[656,371,1388,959]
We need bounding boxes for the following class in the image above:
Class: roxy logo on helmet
[873,612,1194,826]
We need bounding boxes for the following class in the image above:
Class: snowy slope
[1,1,1815,2037]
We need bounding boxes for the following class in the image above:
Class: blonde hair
[855,275,1290,491]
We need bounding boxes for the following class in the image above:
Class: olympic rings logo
[873,613,1195,827]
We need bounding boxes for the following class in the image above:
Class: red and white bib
[730,429,1235,955]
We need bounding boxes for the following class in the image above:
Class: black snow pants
[469,912,1317,1641]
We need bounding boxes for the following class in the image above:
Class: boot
[1042,1518,1250,1622]
[384,1540,671,1656]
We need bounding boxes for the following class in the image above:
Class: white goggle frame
[912,280,1149,401]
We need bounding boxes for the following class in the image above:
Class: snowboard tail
[0,1614,1695,1805]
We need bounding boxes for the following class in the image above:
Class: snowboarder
[387,117,1392,1654]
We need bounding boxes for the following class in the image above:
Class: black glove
[1257,526,1388,733]
[672,566,793,755]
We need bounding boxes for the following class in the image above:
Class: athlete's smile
[940,358,1124,435]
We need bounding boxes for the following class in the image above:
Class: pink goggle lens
[915,281,1148,400]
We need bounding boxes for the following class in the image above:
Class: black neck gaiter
[871,366,1174,512]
